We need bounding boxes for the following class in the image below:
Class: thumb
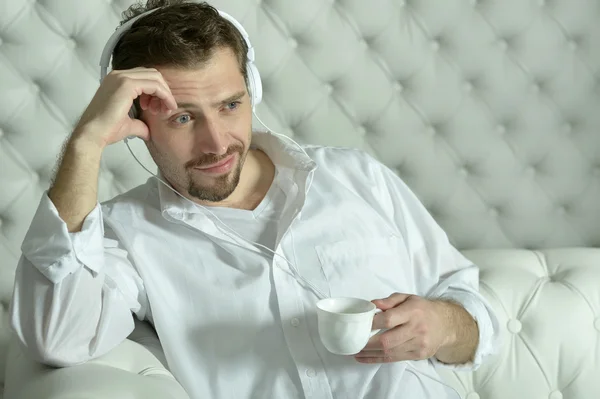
[372,293,412,310]
[127,119,151,141]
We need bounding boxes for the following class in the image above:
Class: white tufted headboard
[1,0,600,396]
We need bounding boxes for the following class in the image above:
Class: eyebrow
[176,90,246,110]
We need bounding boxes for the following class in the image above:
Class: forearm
[48,131,104,232]
[433,300,479,364]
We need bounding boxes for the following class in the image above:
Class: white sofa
[1,0,599,398]
[3,249,600,399]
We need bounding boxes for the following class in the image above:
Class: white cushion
[3,320,189,399]
[438,248,600,398]
[4,248,599,398]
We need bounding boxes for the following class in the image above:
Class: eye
[174,114,192,124]
[225,101,240,111]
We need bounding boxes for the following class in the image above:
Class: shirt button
[305,369,316,378]
[291,318,300,327]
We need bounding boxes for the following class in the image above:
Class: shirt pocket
[315,235,415,300]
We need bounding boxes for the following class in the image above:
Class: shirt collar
[156,130,317,218]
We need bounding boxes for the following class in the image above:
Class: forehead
[159,48,244,86]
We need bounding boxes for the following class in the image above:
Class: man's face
[142,47,252,202]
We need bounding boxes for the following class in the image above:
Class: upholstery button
[549,390,563,399]
[359,39,368,50]
[394,82,403,92]
[426,126,436,136]
[0,217,3,228]
[358,126,367,136]
[507,319,522,333]
[430,40,440,51]
[568,41,577,51]
[0,36,3,46]
[459,167,468,177]
[306,368,316,378]
[466,393,480,399]
[498,40,508,51]
[526,166,536,177]
[489,207,499,217]
[0,127,4,137]
[291,318,300,327]
[531,83,541,93]
[496,124,506,135]
[325,84,334,94]
[562,123,573,134]
[32,82,40,93]
[594,317,600,332]
[398,0,406,6]
[557,206,567,215]
[67,38,77,49]
[289,39,298,49]
[463,82,473,92]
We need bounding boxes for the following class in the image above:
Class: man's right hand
[73,67,178,148]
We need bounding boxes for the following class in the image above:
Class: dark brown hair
[112,0,249,86]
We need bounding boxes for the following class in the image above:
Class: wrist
[433,300,458,349]
[70,126,107,154]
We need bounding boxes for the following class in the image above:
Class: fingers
[363,323,412,351]
[371,304,412,331]
[129,79,178,113]
[149,96,162,115]
[112,68,178,113]
[127,119,151,141]
[355,337,422,363]
[372,293,412,310]
[139,94,151,111]
[355,355,396,364]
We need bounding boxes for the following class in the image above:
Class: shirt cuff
[21,192,105,283]
[429,287,499,371]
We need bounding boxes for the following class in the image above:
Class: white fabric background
[1,0,599,397]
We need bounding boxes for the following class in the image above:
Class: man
[9,1,500,398]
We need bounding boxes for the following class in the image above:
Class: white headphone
[98,4,263,114]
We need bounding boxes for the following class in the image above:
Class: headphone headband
[99,4,262,109]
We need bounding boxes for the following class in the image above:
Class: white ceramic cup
[316,297,382,355]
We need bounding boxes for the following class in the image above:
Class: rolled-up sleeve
[420,249,500,371]
[21,192,105,281]
[10,192,147,367]
[371,157,501,371]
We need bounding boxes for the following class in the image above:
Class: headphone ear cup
[247,61,262,109]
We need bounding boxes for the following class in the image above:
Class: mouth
[192,153,236,175]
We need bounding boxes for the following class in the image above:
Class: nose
[196,115,227,155]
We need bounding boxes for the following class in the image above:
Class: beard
[184,143,246,202]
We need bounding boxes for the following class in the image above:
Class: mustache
[185,144,244,169]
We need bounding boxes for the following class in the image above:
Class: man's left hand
[354,293,452,364]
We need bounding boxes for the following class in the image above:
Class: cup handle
[370,308,382,337]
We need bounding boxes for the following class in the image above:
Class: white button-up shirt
[10,131,500,398]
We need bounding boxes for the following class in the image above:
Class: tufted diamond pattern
[437,248,600,398]
[1,0,600,397]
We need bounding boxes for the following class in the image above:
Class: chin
[187,164,242,202]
